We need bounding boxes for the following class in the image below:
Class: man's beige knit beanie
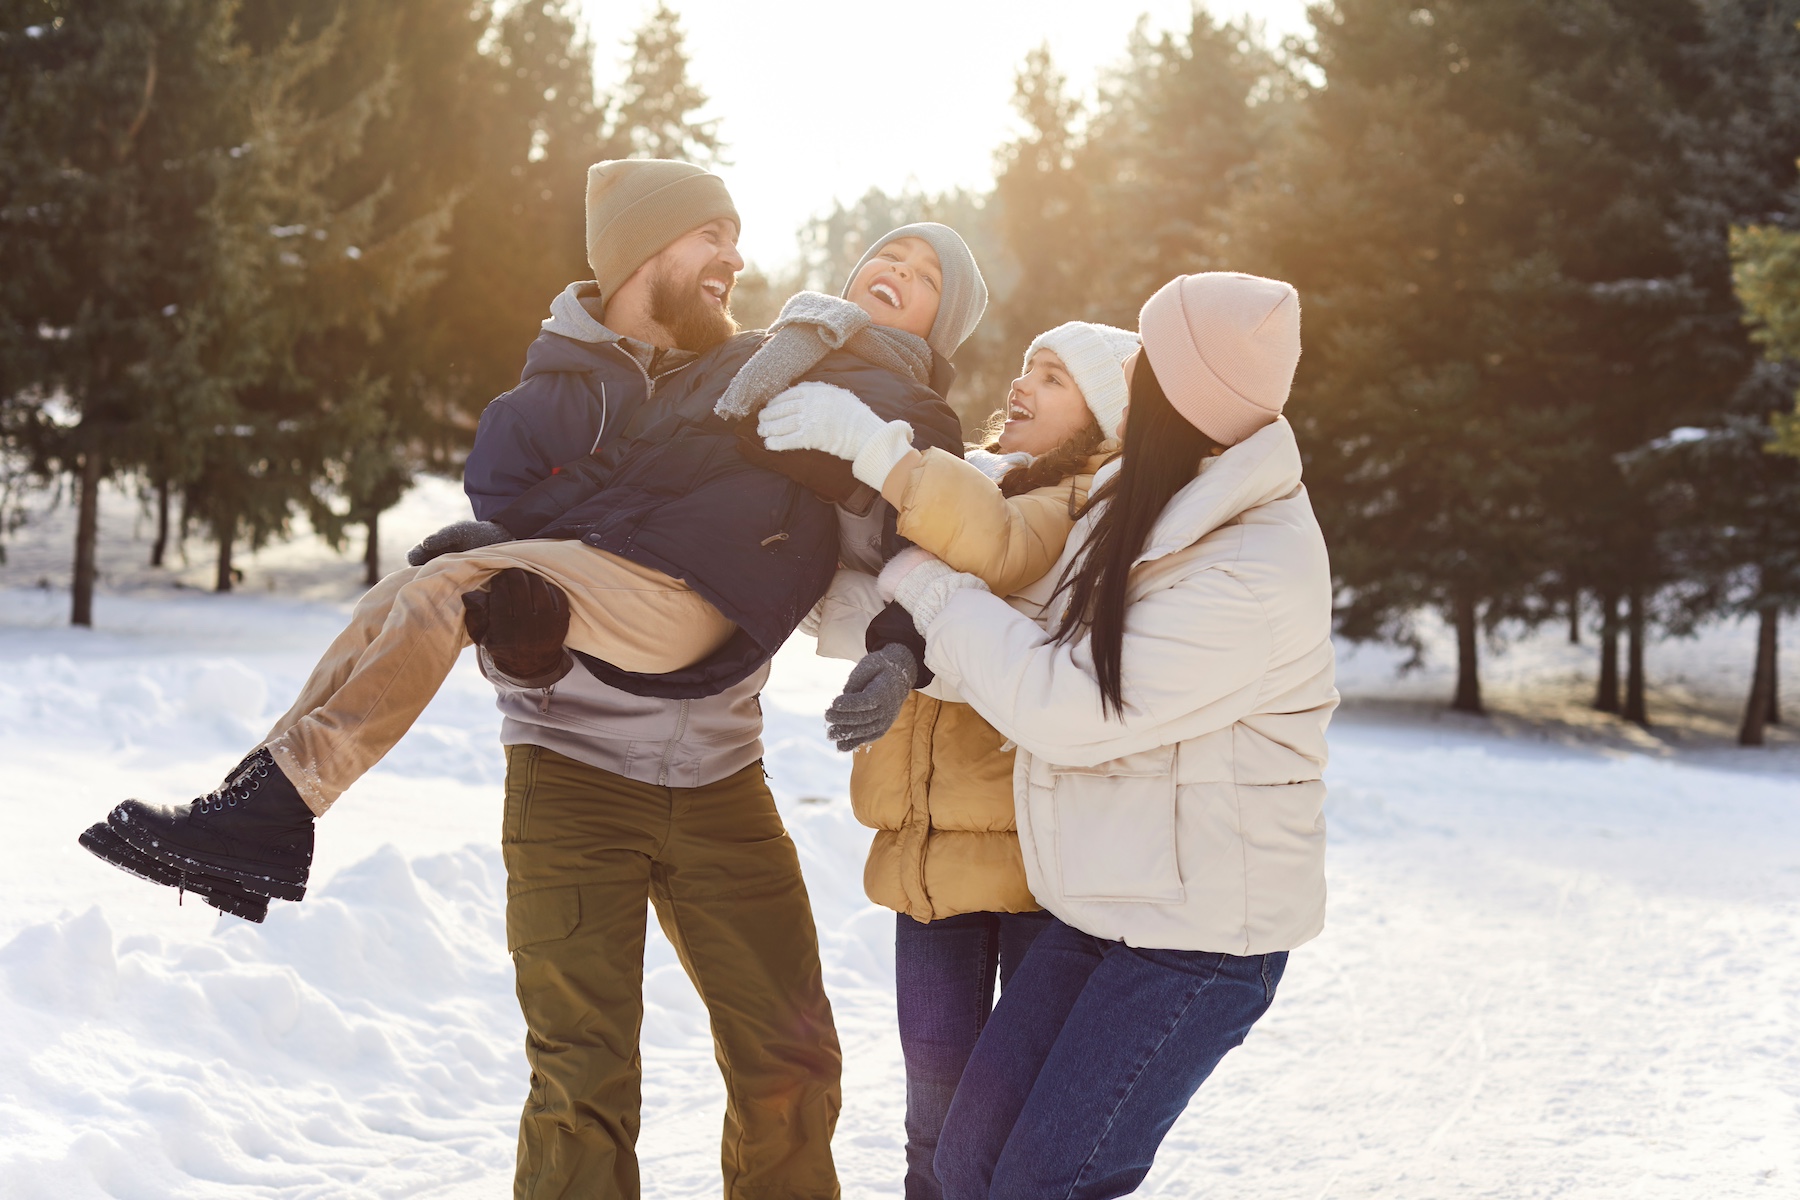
[585,159,739,304]
[1138,272,1301,446]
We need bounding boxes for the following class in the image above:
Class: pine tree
[608,2,720,164]
[990,47,1102,360]
[1238,0,1594,714]
[1652,0,1800,740]
[2,0,726,607]
[167,10,448,592]
[416,0,723,480]
[1519,0,1719,728]
[1626,369,1800,746]
[417,0,610,449]
[1229,0,1766,719]
[233,0,483,583]
[1,0,245,622]
[1080,13,1300,325]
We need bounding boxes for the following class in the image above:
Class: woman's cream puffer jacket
[919,417,1337,953]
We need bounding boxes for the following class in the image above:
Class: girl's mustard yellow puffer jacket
[812,447,1109,922]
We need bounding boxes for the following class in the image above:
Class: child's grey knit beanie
[841,222,988,359]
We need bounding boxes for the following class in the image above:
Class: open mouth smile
[869,280,902,309]
[701,278,728,306]
[1007,400,1034,421]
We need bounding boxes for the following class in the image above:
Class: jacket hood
[520,283,624,383]
[1114,416,1304,568]
[542,281,617,343]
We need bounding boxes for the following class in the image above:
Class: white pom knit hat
[1022,321,1140,440]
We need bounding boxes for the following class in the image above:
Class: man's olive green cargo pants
[502,746,842,1199]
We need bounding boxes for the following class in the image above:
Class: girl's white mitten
[878,546,989,633]
[757,382,914,488]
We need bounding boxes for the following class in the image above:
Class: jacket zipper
[658,698,690,787]
[609,341,654,397]
[763,485,801,548]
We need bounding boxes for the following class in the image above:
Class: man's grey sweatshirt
[480,647,767,789]
[474,283,766,789]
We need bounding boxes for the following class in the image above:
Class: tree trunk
[1740,607,1779,747]
[1452,591,1483,714]
[215,518,235,593]
[1768,631,1782,726]
[362,508,381,587]
[1623,586,1649,728]
[177,490,191,567]
[71,446,104,627]
[1595,589,1620,713]
[150,477,170,567]
[1567,584,1581,645]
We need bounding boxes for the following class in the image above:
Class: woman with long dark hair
[875,272,1336,1198]
[760,319,1138,1199]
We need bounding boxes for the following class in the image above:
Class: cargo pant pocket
[507,884,581,953]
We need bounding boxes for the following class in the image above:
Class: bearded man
[462,160,843,1200]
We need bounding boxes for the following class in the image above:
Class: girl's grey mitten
[406,520,512,566]
[826,643,920,752]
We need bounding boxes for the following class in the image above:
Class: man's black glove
[408,519,512,566]
[826,642,919,751]
[462,567,572,687]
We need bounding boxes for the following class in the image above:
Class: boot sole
[79,824,271,923]
[106,806,309,903]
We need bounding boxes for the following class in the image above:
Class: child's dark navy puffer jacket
[486,330,964,699]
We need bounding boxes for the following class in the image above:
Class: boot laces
[196,754,272,815]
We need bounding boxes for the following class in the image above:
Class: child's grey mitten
[406,520,512,566]
[826,642,920,752]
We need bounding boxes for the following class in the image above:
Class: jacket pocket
[506,884,581,954]
[762,480,805,550]
[1051,746,1184,903]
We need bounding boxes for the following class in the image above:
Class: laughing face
[646,217,744,353]
[997,349,1102,456]
[846,236,942,342]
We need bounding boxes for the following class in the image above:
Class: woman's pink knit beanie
[1137,272,1301,446]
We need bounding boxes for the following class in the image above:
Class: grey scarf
[714,291,933,421]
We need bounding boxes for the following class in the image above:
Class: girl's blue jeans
[894,909,1055,1200]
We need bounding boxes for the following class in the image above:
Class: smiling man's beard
[648,260,737,353]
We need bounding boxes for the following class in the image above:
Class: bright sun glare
[582,0,1313,269]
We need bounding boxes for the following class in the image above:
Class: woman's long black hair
[1051,350,1221,718]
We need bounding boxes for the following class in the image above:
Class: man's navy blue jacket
[464,326,964,699]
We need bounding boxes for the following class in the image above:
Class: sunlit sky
[578,1,1315,269]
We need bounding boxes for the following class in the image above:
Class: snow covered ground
[2,481,1799,1198]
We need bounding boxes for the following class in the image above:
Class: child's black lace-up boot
[102,748,315,903]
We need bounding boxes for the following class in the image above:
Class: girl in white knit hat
[767,271,1333,1199]
[758,319,1137,1200]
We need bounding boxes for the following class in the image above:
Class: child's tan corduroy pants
[262,540,736,814]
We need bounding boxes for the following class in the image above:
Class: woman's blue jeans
[934,917,1287,1200]
[895,909,1055,1200]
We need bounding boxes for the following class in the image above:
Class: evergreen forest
[5,0,1800,744]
